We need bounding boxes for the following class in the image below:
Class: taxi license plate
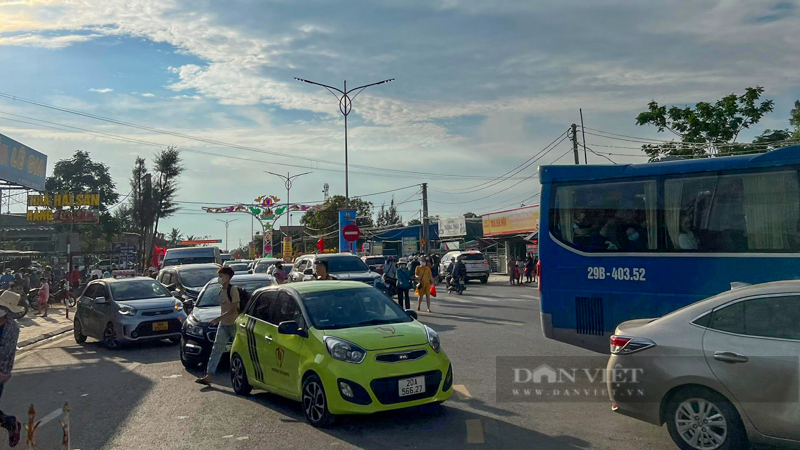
[398,376,425,397]
[152,321,169,332]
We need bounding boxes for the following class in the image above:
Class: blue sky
[1,0,799,248]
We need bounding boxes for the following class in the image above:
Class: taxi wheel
[103,323,120,350]
[230,353,252,396]
[302,375,335,427]
[73,318,87,344]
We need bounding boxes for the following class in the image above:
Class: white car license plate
[398,376,426,397]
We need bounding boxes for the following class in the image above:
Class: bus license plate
[152,321,169,332]
[399,376,425,397]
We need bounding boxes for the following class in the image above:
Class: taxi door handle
[239,323,246,328]
[713,351,749,364]
[264,335,273,343]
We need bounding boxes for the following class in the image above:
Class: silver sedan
[74,277,187,349]
[608,281,800,450]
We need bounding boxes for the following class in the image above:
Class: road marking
[236,436,249,441]
[162,374,183,379]
[431,312,524,326]
[465,419,485,444]
[121,362,140,373]
[38,408,63,427]
[452,384,472,399]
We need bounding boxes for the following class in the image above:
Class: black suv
[179,273,274,369]
[289,253,385,289]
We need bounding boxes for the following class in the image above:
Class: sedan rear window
[110,280,172,301]
[461,253,484,261]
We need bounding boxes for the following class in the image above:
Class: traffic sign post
[343,224,360,242]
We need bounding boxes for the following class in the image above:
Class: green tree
[167,228,183,247]
[44,150,120,247]
[463,212,478,219]
[376,197,402,227]
[129,157,155,266]
[407,218,422,226]
[300,196,374,250]
[636,87,775,159]
[791,100,800,140]
[148,147,184,263]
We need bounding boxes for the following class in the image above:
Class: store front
[481,206,539,273]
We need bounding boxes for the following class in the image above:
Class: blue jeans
[206,325,235,376]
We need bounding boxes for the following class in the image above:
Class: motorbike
[447,274,466,295]
[0,287,34,318]
[49,279,73,306]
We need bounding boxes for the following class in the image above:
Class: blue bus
[538,145,800,352]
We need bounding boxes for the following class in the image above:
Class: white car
[440,251,490,283]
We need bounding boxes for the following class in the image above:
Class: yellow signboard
[26,192,101,223]
[282,238,292,259]
[482,205,539,237]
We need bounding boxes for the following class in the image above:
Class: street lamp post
[215,218,238,252]
[265,171,311,227]
[293,77,394,202]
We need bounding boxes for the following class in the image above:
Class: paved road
[5,280,676,449]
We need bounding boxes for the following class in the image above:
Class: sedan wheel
[73,319,87,344]
[666,388,746,450]
[103,323,120,350]
[230,354,252,395]
[302,375,334,427]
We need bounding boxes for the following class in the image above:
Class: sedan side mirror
[278,321,307,337]
[183,299,194,314]
[406,310,418,320]
[171,290,182,298]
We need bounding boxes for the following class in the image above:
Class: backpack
[226,284,250,313]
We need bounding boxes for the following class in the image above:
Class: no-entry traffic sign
[342,224,361,242]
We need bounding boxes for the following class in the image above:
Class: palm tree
[168,228,183,247]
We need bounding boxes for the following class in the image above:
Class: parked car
[361,256,386,274]
[607,281,800,450]
[162,246,221,267]
[439,251,490,283]
[96,259,114,271]
[229,281,453,426]
[73,277,186,349]
[179,273,275,369]
[289,253,384,289]
[156,263,220,301]
[224,260,252,273]
[221,253,232,264]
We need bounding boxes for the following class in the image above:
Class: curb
[18,325,73,348]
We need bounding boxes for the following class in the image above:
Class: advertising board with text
[482,205,539,237]
[0,133,47,191]
[26,192,100,223]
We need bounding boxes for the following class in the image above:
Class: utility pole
[421,183,429,254]
[143,173,153,269]
[571,123,580,165]
[216,218,238,252]
[294,77,394,203]
[580,109,588,164]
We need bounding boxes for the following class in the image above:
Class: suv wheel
[666,387,747,450]
[480,276,488,284]
[302,375,335,427]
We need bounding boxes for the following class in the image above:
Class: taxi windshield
[110,279,172,301]
[301,287,412,330]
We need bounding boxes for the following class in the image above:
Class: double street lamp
[293,77,394,202]
[265,171,311,227]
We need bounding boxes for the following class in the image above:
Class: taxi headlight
[425,325,441,353]
[324,337,366,364]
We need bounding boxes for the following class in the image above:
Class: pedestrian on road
[382,256,397,297]
[525,253,534,283]
[90,266,103,280]
[516,258,525,285]
[36,277,49,318]
[409,256,420,283]
[533,256,539,283]
[196,267,239,386]
[314,260,335,280]
[396,259,412,309]
[273,262,287,284]
[0,270,12,290]
[415,258,433,313]
[507,258,517,285]
[0,294,23,447]
[430,254,440,285]
[69,266,81,293]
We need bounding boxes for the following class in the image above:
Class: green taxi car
[229,281,453,426]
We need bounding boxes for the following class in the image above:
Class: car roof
[229,273,273,281]
[172,263,221,272]
[97,276,155,284]
[289,280,371,295]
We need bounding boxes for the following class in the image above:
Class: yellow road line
[465,419,485,444]
[452,384,472,399]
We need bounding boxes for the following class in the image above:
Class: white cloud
[140,93,156,98]
[0,33,101,49]
[89,88,113,93]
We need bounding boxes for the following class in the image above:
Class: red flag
[317,238,324,252]
[151,245,163,268]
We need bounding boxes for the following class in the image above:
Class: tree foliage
[636,87,775,159]
[791,100,800,140]
[376,197,402,227]
[407,218,421,226]
[300,195,374,236]
[44,150,120,246]
[167,228,183,247]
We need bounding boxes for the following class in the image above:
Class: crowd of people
[507,253,538,286]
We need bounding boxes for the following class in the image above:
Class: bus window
[665,170,800,252]
[551,180,657,252]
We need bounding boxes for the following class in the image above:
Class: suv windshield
[110,280,172,301]
[179,268,220,287]
[301,287,412,330]
[163,256,215,266]
[196,279,274,307]
[322,256,369,273]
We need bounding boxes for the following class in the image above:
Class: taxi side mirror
[406,310,418,320]
[95,296,107,304]
[278,321,307,337]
